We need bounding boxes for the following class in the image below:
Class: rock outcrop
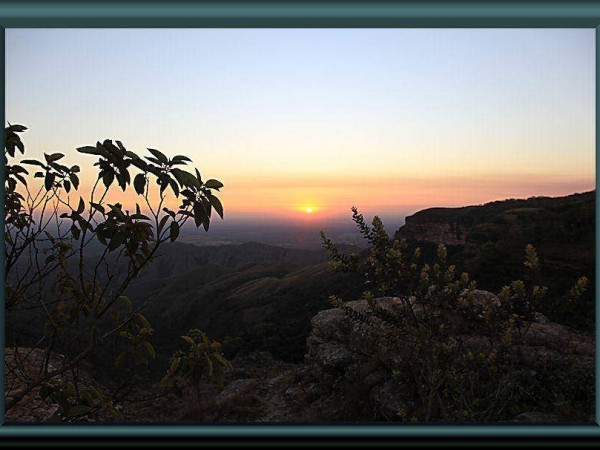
[190,295,595,422]
[5,296,595,423]
[301,297,595,422]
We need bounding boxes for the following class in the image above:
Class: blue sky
[5,28,595,221]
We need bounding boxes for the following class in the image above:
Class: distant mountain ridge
[140,240,351,278]
[111,241,364,366]
[123,240,360,301]
[128,259,362,367]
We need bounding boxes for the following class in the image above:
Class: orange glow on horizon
[36,170,594,222]
[211,172,595,222]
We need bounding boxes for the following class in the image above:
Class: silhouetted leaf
[169,178,179,197]
[172,155,192,163]
[44,153,64,163]
[102,170,114,188]
[134,173,146,195]
[71,224,80,240]
[208,194,224,219]
[158,215,170,234]
[118,169,131,191]
[116,173,128,191]
[145,156,162,165]
[14,173,27,186]
[137,314,151,329]
[169,221,180,242]
[10,165,28,174]
[21,159,45,167]
[108,231,125,251]
[130,156,149,171]
[201,198,212,218]
[204,179,223,190]
[104,140,122,157]
[70,173,80,190]
[143,341,156,359]
[171,168,201,189]
[162,207,176,218]
[193,202,208,229]
[77,146,102,156]
[118,295,133,311]
[96,141,111,159]
[97,230,107,246]
[181,189,194,198]
[110,203,126,221]
[90,202,105,214]
[147,148,168,164]
[44,173,55,191]
[181,336,195,346]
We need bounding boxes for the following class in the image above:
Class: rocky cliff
[398,216,467,246]
[393,192,595,333]
[395,191,594,249]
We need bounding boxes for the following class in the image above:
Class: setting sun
[296,203,319,216]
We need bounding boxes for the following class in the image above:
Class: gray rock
[533,312,550,323]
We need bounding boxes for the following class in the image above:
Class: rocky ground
[5,296,596,423]
[4,347,64,422]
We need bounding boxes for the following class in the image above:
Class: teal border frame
[0,1,598,446]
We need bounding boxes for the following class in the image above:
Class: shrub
[160,329,233,402]
[321,207,589,421]
[4,124,228,421]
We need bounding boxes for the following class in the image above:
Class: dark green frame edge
[0,0,598,445]
[0,1,599,28]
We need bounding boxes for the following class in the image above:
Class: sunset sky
[5,28,595,224]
